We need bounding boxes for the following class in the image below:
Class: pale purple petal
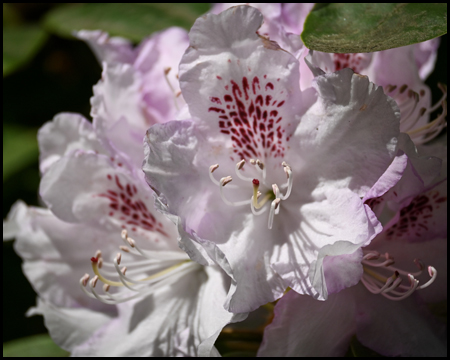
[40,151,179,251]
[353,284,447,356]
[27,298,112,352]
[258,289,356,356]
[38,113,105,174]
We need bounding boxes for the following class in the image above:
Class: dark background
[3,3,447,345]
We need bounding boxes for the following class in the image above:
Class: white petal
[28,298,112,352]
[38,113,105,174]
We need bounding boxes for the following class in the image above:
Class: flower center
[209,159,293,229]
[360,250,437,301]
[80,230,197,304]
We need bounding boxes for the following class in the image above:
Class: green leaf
[302,3,447,53]
[43,3,211,42]
[3,334,69,357]
[3,25,48,76]
[3,125,39,182]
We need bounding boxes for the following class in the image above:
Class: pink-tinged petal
[322,247,364,295]
[280,3,315,34]
[91,62,148,166]
[75,30,136,65]
[363,148,408,205]
[258,289,356,356]
[383,178,447,243]
[180,5,304,167]
[136,27,189,122]
[371,133,443,218]
[40,151,178,251]
[37,113,106,174]
[195,266,248,356]
[27,298,112,352]
[295,64,400,197]
[3,200,28,241]
[413,38,440,80]
[353,284,447,357]
[272,188,381,300]
[6,202,118,311]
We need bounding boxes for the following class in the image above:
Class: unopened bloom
[143,5,406,313]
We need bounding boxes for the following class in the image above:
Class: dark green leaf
[43,3,211,43]
[302,4,447,53]
[3,334,69,357]
[3,26,48,76]
[3,125,39,182]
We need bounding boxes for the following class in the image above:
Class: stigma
[209,159,293,229]
[80,230,197,304]
[361,250,437,301]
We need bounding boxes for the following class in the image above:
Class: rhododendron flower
[258,136,447,356]
[214,4,447,145]
[3,47,246,357]
[76,27,189,167]
[143,5,409,313]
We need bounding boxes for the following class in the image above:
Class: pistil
[210,159,293,229]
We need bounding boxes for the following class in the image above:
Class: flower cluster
[3,4,447,357]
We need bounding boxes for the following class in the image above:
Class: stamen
[163,67,180,111]
[210,160,294,229]
[235,160,253,181]
[361,250,437,301]
[268,198,281,229]
[81,231,198,305]
[407,99,447,144]
[219,176,251,207]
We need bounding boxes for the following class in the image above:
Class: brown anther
[399,84,408,94]
[116,253,122,265]
[121,267,127,276]
[98,258,103,269]
[120,245,130,253]
[387,84,397,93]
[221,176,233,186]
[81,274,90,287]
[90,275,99,288]
[164,67,171,75]
[273,198,281,210]
[419,107,427,116]
[176,91,182,98]
[256,159,264,170]
[419,89,425,97]
[95,250,102,259]
[272,184,279,195]
[250,159,256,165]
[237,160,245,170]
[103,284,110,292]
[127,237,136,248]
[121,229,128,240]
[210,164,219,173]
[414,259,424,271]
